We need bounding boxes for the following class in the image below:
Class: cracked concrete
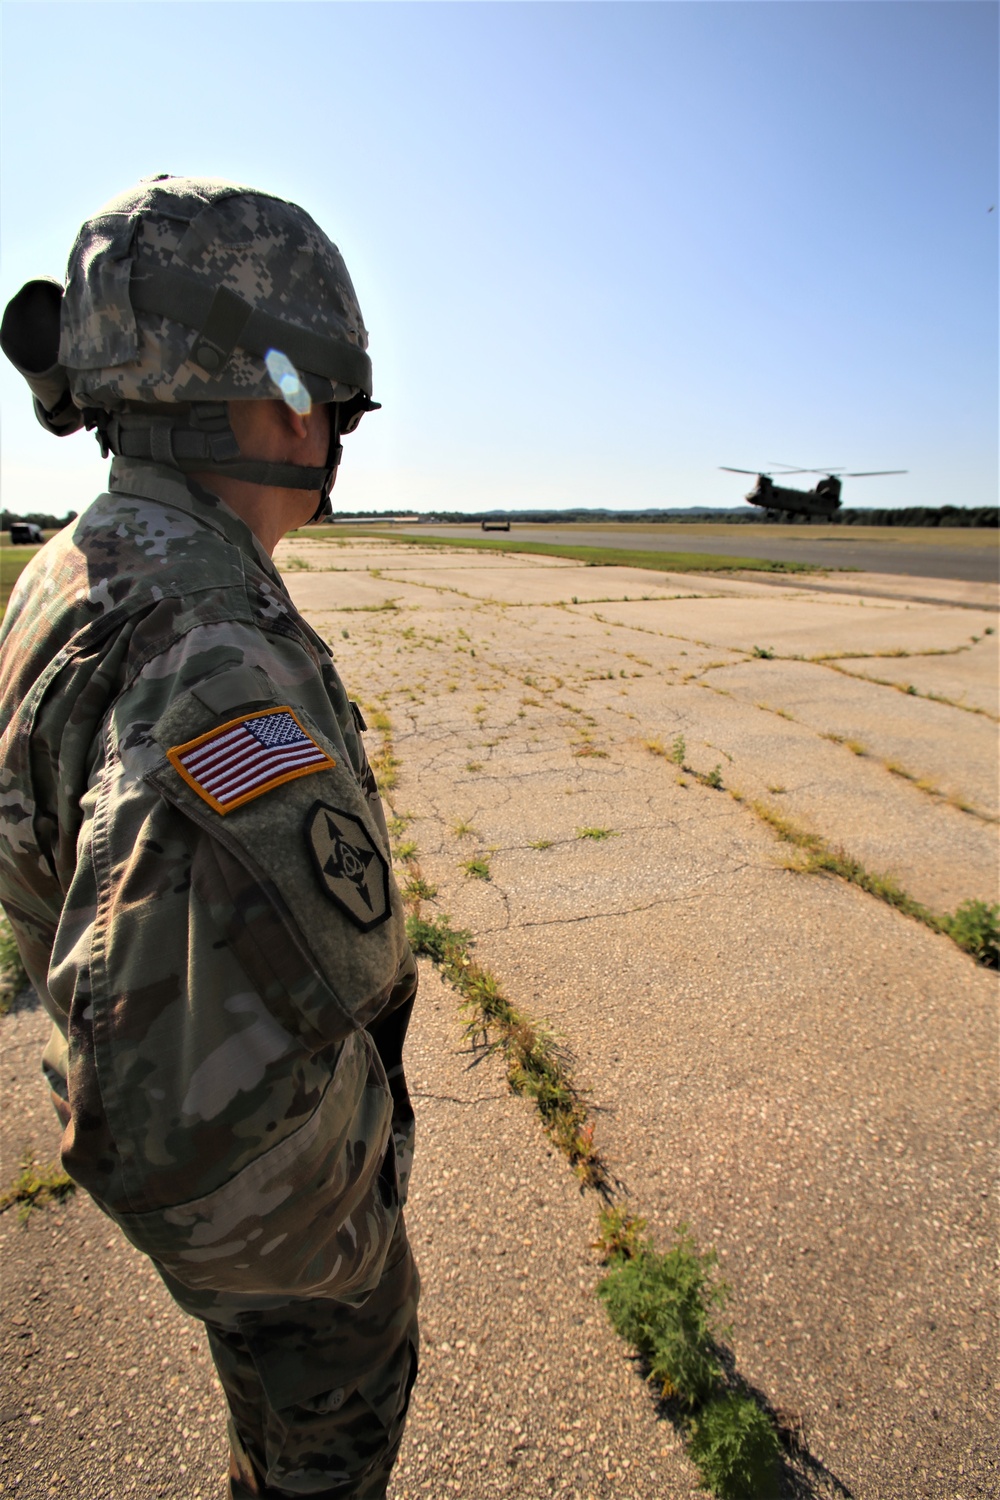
[3,537,996,1500]
[295,539,996,1500]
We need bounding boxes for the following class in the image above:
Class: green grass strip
[301,529,820,575]
[1,544,42,616]
[751,800,999,966]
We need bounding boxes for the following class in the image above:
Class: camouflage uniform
[0,458,418,1496]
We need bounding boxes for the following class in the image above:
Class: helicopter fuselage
[746,474,842,518]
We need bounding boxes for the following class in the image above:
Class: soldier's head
[0,174,378,521]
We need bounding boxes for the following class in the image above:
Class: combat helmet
[0,175,378,513]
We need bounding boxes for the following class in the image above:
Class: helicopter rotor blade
[719,467,765,475]
[765,461,844,474]
[841,470,908,477]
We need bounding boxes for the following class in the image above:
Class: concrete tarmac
[2,540,996,1500]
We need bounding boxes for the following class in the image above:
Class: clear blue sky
[2,1,996,516]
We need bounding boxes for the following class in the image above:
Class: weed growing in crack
[394,841,418,861]
[598,1222,729,1407]
[702,765,724,790]
[576,827,619,841]
[371,743,399,793]
[402,873,437,902]
[671,734,686,766]
[594,1203,650,1261]
[465,761,483,773]
[1,1152,75,1223]
[528,838,554,850]
[451,817,477,838]
[404,912,602,1186]
[752,645,774,659]
[595,1210,782,1497]
[750,800,999,965]
[946,900,999,966]
[462,855,492,880]
[688,1393,781,1500]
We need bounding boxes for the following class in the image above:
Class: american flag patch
[167,707,335,815]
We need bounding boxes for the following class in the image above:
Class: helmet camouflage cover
[1,174,376,497]
[61,174,372,410]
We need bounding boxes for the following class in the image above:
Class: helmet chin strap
[310,404,344,523]
[88,400,348,515]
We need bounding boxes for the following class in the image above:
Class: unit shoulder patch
[167,707,334,814]
[305,801,391,931]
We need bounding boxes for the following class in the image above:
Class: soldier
[0,175,419,1499]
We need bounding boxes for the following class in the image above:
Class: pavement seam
[364,700,834,1500]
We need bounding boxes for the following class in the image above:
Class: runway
[404,522,1000,584]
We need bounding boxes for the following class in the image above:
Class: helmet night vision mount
[0,175,379,517]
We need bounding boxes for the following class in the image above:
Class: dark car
[9,522,44,544]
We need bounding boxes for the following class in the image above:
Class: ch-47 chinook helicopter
[720,463,907,520]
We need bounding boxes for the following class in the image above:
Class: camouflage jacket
[0,459,415,1312]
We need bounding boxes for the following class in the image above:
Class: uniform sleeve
[47,619,415,1305]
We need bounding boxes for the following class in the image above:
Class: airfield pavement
[1,538,997,1500]
[408,522,1000,586]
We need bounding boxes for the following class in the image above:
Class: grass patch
[0,915,29,1015]
[394,840,418,861]
[462,855,492,880]
[751,801,998,966]
[451,817,477,837]
[0,1153,75,1222]
[335,532,819,575]
[576,826,619,841]
[596,1208,781,1497]
[1,543,44,616]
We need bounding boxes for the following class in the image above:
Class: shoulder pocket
[144,679,408,1039]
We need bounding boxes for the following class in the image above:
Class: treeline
[2,510,78,531]
[834,506,997,528]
